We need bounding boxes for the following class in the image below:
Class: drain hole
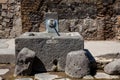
[53,59,58,66]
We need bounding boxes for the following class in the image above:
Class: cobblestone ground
[0,64,120,80]
[0,39,120,80]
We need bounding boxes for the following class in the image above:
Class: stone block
[0,69,9,75]
[7,12,13,18]
[35,73,58,80]
[0,25,2,30]
[2,4,7,9]
[95,72,119,79]
[65,50,90,78]
[0,54,15,64]
[15,32,84,72]
[104,59,120,75]
[0,0,7,3]
[0,16,2,20]
[1,22,6,27]
[14,48,35,76]
[3,18,10,22]
[8,0,15,3]
[1,11,6,17]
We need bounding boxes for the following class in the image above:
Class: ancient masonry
[0,0,120,40]
[0,0,22,39]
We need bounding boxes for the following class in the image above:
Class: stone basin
[15,32,84,73]
[19,32,82,38]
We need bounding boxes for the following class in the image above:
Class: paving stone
[35,73,59,80]
[84,41,120,57]
[15,78,33,80]
[95,72,119,79]
[83,75,94,79]
[0,69,9,75]
[54,78,71,80]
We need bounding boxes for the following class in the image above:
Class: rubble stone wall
[0,0,120,40]
[21,0,120,40]
[0,0,22,39]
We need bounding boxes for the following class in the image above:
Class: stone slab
[35,73,59,80]
[15,78,33,80]
[0,69,9,75]
[15,32,84,72]
[95,72,119,79]
[84,41,120,56]
[54,78,71,80]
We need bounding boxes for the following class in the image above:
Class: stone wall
[21,0,120,40]
[0,0,22,39]
[0,0,120,40]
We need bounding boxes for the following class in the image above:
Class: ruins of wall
[0,0,120,40]
[21,0,120,40]
[0,0,22,39]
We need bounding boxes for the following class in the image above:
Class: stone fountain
[15,12,84,76]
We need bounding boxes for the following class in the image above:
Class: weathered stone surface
[0,69,9,75]
[0,39,15,64]
[3,18,10,22]
[0,0,7,3]
[1,11,6,17]
[1,22,6,27]
[0,25,2,30]
[104,59,120,75]
[14,48,35,76]
[0,54,15,63]
[95,72,119,79]
[0,77,2,80]
[54,78,71,80]
[34,73,58,80]
[65,50,90,78]
[8,0,15,4]
[83,75,94,79]
[2,4,7,9]
[0,43,9,48]
[7,12,13,18]
[0,16,2,20]
[15,78,33,80]
[15,32,84,72]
